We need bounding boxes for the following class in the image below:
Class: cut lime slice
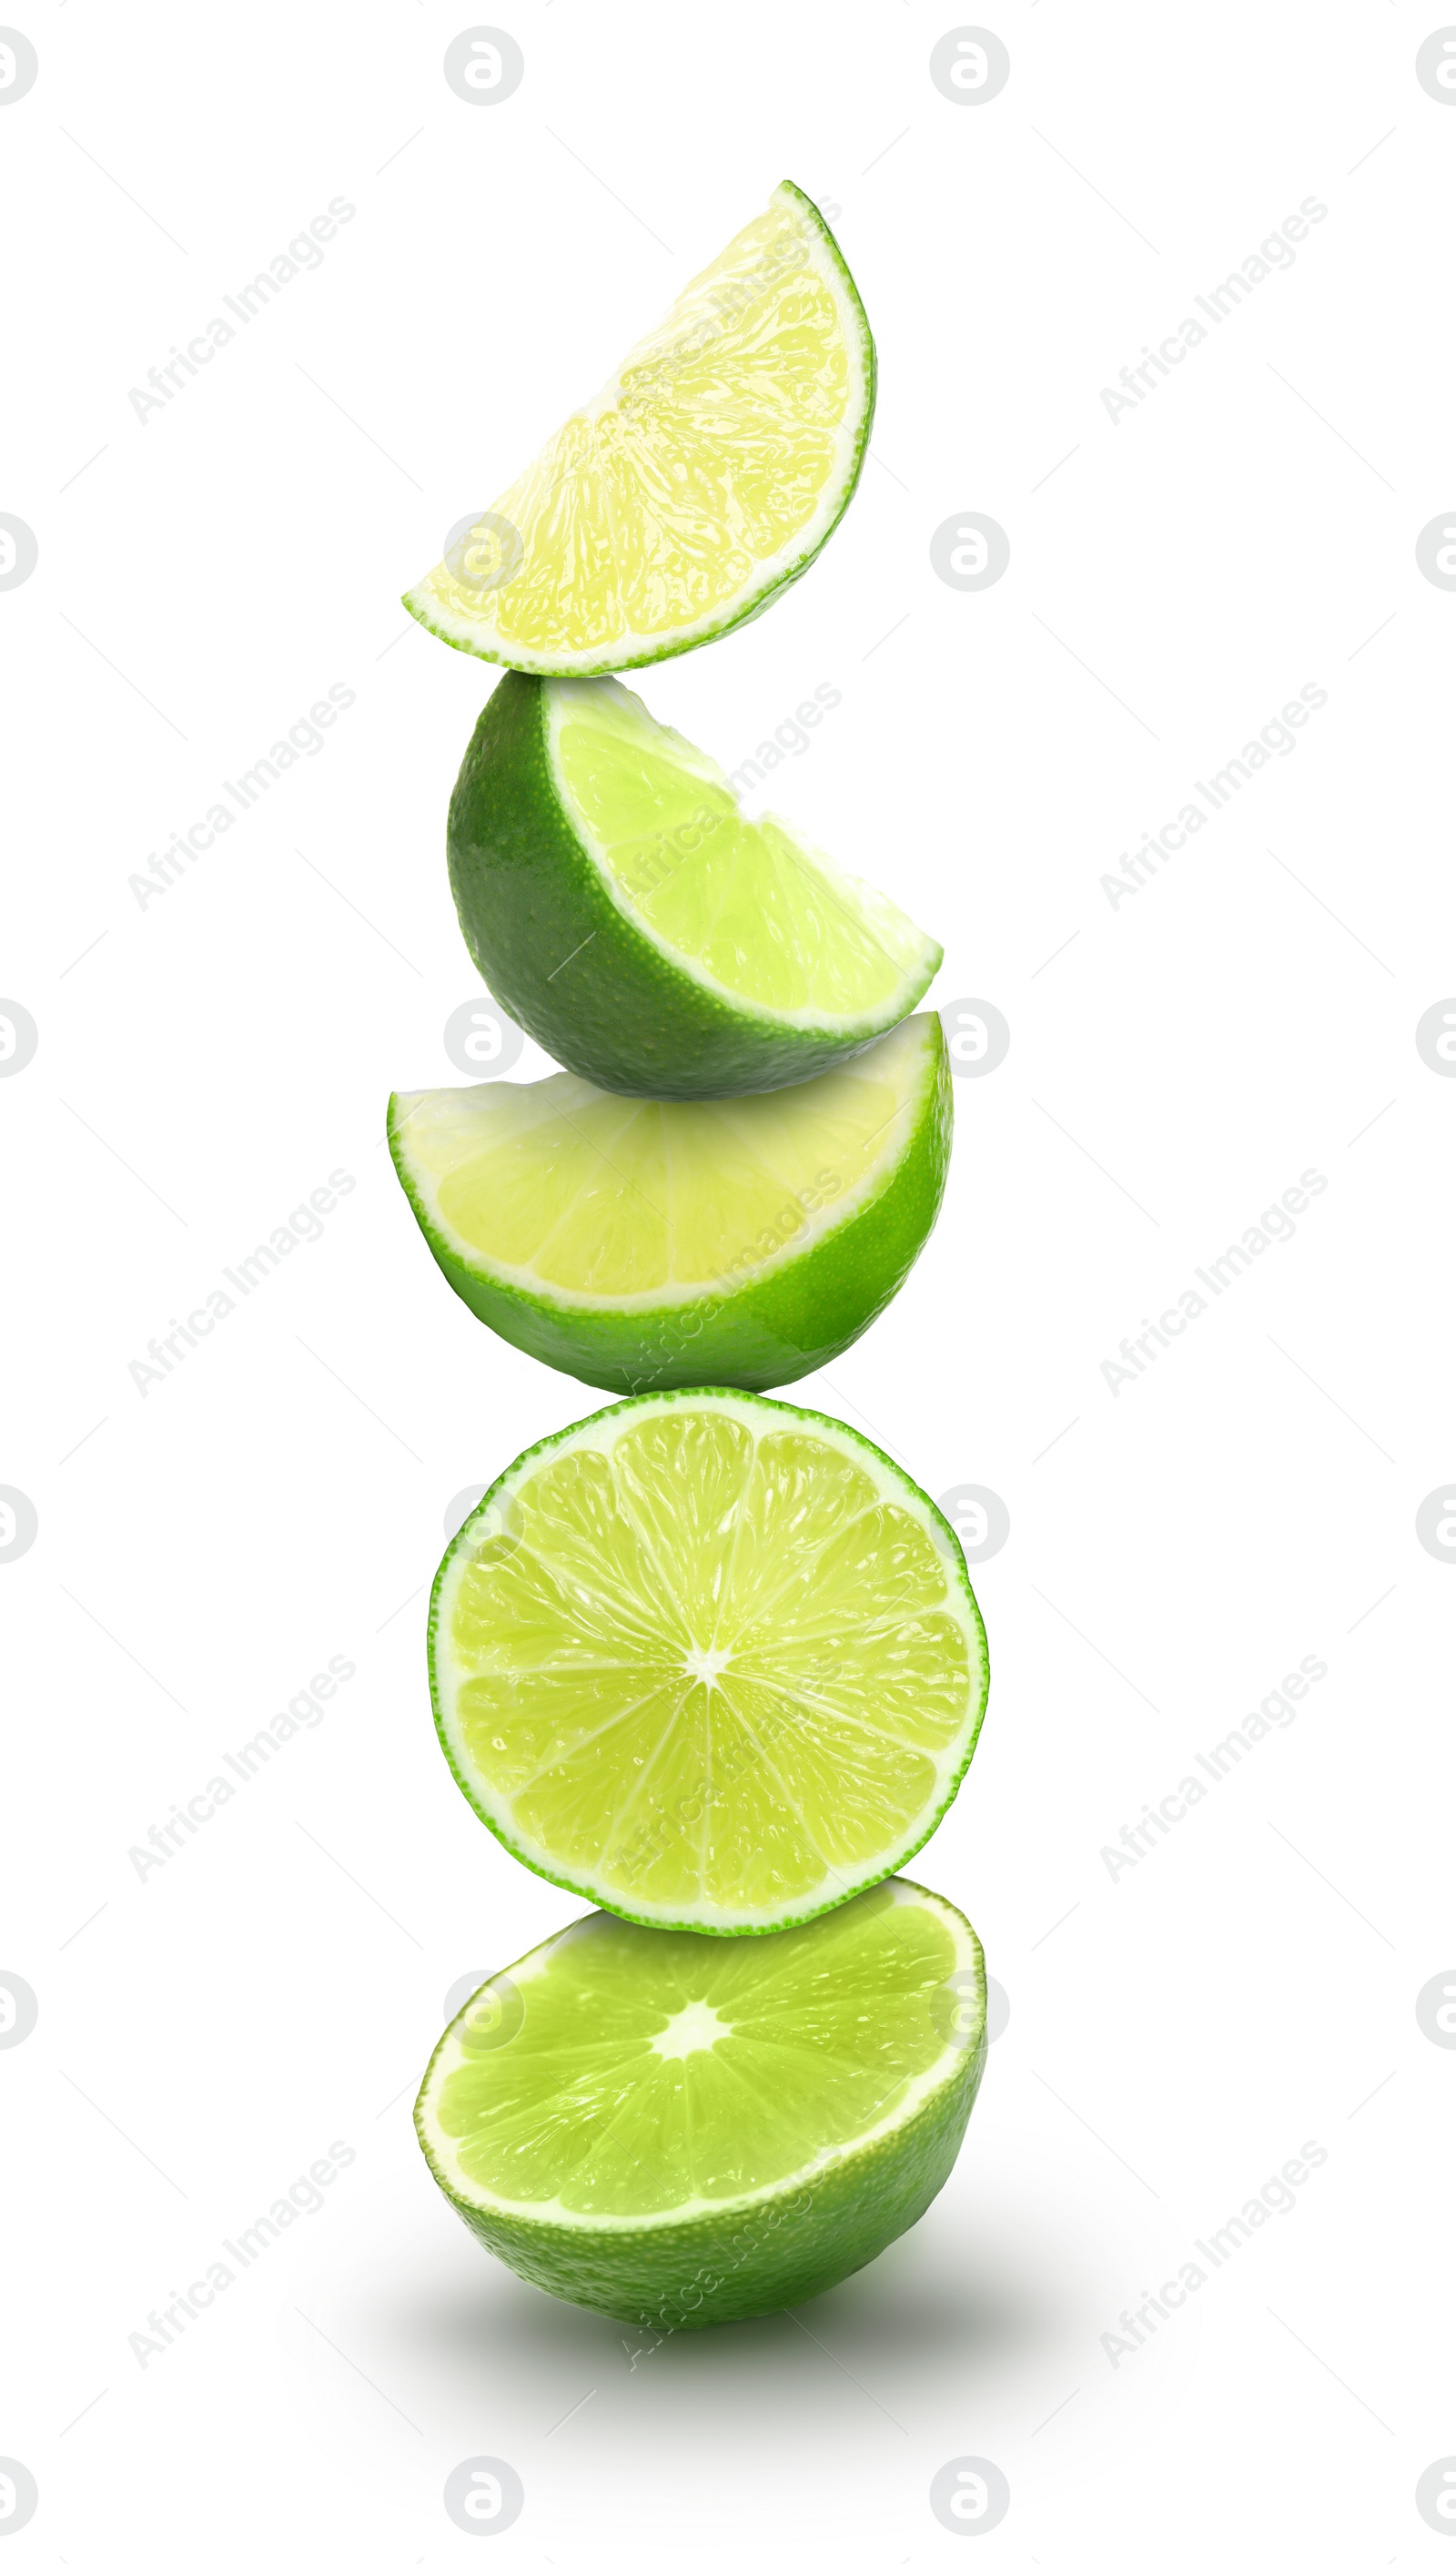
[404,181,875,677]
[447,674,941,1097]
[416,1878,986,2326]
[430,1390,988,1932]
[389,1014,950,1395]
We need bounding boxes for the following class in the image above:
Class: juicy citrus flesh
[393,1015,938,1307]
[431,1393,987,1931]
[404,183,871,672]
[420,1880,978,2223]
[550,677,937,1023]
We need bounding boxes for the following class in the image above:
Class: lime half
[389,1014,951,1395]
[429,1390,988,1933]
[416,1878,986,2326]
[447,673,940,1097]
[404,181,875,676]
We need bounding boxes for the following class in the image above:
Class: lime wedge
[404,181,875,676]
[416,1878,986,2325]
[447,673,941,1097]
[430,1390,988,1932]
[389,1014,950,1395]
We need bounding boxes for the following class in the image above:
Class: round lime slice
[416,1878,986,2326]
[429,1390,989,1932]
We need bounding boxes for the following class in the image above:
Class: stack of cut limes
[394,182,990,2328]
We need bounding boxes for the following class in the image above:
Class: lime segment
[389,1014,951,1393]
[446,674,941,1097]
[404,182,875,677]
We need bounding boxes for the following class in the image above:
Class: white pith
[651,1999,726,2059]
[417,1880,984,2228]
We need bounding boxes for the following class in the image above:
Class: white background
[4,2,1455,2556]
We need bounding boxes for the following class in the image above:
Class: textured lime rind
[446,674,937,1098]
[401,182,876,679]
[385,1022,952,1394]
[415,1884,987,2327]
[426,1388,990,1934]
